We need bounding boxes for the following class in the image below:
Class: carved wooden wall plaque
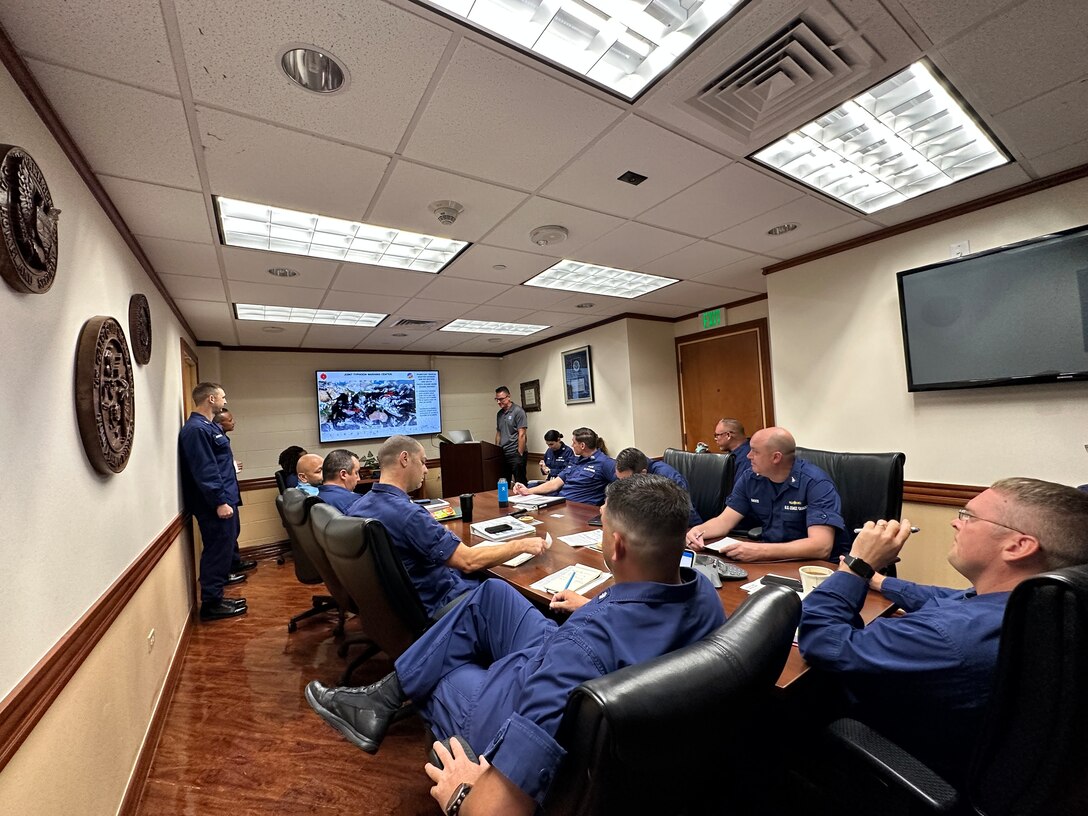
[0,145,60,294]
[76,316,135,474]
[128,293,152,364]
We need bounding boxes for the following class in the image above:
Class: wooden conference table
[441,491,894,689]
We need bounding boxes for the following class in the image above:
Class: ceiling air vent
[389,318,439,331]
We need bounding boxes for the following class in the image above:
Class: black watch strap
[446,782,473,816]
[842,555,875,582]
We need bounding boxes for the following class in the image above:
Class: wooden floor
[133,558,437,815]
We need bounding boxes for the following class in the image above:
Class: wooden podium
[439,441,506,497]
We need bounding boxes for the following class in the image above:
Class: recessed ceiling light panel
[234,303,386,327]
[751,62,1008,214]
[525,260,677,299]
[216,196,469,272]
[415,0,748,100]
[440,319,549,336]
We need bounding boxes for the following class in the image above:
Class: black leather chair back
[274,469,289,494]
[310,509,430,661]
[968,564,1088,815]
[662,448,735,522]
[278,489,352,611]
[795,447,905,533]
[546,584,801,815]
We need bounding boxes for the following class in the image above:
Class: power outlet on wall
[147,628,156,653]
[949,240,970,258]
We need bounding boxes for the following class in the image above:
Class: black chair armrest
[823,718,960,814]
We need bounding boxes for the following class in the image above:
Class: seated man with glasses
[713,418,751,483]
[798,477,1088,785]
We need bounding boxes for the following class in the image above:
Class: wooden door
[675,318,774,450]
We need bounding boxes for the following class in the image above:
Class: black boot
[305,673,406,753]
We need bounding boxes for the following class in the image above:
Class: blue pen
[562,569,576,591]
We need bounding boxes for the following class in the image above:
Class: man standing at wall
[179,383,246,621]
[494,386,528,487]
[212,409,252,585]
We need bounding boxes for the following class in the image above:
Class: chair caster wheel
[288,621,297,633]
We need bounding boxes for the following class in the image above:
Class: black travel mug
[459,493,474,524]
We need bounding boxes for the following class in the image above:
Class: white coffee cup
[799,565,834,597]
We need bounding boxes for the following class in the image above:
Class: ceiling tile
[390,298,473,320]
[402,39,623,188]
[28,60,199,188]
[518,310,591,327]
[441,244,555,284]
[161,273,226,302]
[332,264,435,297]
[625,301,696,318]
[228,281,325,308]
[546,293,632,315]
[709,195,860,255]
[139,236,219,278]
[3,0,179,94]
[98,176,211,243]
[695,255,775,292]
[457,303,538,323]
[640,163,805,237]
[637,279,752,308]
[354,329,420,350]
[403,330,477,351]
[198,107,389,218]
[770,220,883,260]
[895,0,1014,44]
[176,0,452,151]
[483,286,572,309]
[994,80,1088,160]
[576,222,696,269]
[541,115,731,217]
[299,324,374,348]
[1026,138,1088,178]
[236,322,309,347]
[416,276,511,305]
[221,246,338,289]
[640,240,752,280]
[368,160,529,242]
[174,298,235,342]
[482,197,625,258]
[322,291,407,315]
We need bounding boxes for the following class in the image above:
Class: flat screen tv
[897,224,1088,392]
[316,370,442,443]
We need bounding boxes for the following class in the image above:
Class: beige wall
[767,178,1088,488]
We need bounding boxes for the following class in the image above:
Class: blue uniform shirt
[346,483,478,617]
[542,442,574,476]
[317,483,363,513]
[730,438,752,486]
[178,412,240,515]
[647,460,702,526]
[553,449,617,506]
[285,472,300,489]
[726,458,848,559]
[799,572,1010,782]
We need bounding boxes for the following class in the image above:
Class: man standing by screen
[495,386,527,487]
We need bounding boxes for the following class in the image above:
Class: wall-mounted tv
[897,224,1088,392]
[317,370,442,443]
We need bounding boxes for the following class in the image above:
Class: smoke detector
[529,225,568,247]
[429,200,464,226]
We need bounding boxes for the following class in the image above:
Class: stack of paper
[509,495,566,509]
[558,530,602,548]
[531,565,610,595]
[469,516,536,541]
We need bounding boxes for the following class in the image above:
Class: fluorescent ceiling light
[216,196,469,272]
[415,0,747,99]
[751,62,1008,214]
[234,303,387,326]
[524,260,677,298]
[440,319,549,335]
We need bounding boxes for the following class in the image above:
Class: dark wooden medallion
[0,145,60,294]
[128,293,152,364]
[76,316,135,474]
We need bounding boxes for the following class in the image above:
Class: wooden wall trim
[903,480,985,507]
[0,513,188,773]
[240,476,279,491]
[118,615,194,816]
[240,541,290,561]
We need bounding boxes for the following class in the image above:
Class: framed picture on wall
[562,345,594,404]
[520,379,541,411]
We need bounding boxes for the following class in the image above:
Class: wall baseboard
[240,540,290,562]
[0,514,187,773]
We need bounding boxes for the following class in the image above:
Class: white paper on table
[473,539,536,567]
[703,536,744,553]
[559,529,602,548]
[531,564,610,595]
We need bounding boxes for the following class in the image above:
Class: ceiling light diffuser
[234,303,387,327]
[440,319,549,335]
[415,0,747,99]
[216,197,469,273]
[751,62,1008,214]
[525,260,677,298]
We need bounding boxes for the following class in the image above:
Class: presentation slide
[316,370,441,443]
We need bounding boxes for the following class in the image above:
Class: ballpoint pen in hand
[854,526,920,533]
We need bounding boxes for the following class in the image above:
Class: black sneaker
[200,600,247,621]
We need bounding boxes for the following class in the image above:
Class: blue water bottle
[497,477,509,507]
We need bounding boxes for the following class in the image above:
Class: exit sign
[701,308,723,329]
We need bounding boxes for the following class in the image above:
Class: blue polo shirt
[542,442,575,475]
[647,460,702,526]
[317,483,362,513]
[346,483,478,617]
[554,449,617,506]
[726,458,848,559]
[730,438,752,486]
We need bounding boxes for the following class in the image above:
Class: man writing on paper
[345,435,547,618]
[513,427,616,506]
[799,477,1088,784]
[305,475,724,814]
[685,426,848,561]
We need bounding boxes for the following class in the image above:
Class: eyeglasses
[713,431,730,438]
[956,508,1026,534]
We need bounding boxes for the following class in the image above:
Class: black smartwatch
[842,554,875,582]
[445,782,472,816]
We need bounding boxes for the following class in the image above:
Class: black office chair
[663,448,735,523]
[801,563,1088,816]
[544,584,801,815]
[274,468,289,494]
[277,489,349,634]
[310,510,432,673]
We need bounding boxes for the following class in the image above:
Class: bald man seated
[686,426,848,561]
[295,453,324,496]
